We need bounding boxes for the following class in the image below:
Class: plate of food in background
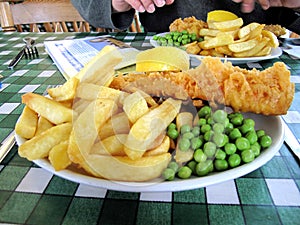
[150,13,282,65]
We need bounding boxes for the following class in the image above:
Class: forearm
[287,10,300,34]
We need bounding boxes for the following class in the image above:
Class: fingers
[234,0,256,13]
[231,0,271,12]
[257,0,270,10]
[165,0,175,5]
[129,0,173,13]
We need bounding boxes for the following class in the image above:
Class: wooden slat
[0,1,143,32]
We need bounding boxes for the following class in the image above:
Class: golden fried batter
[110,57,294,115]
[264,24,286,37]
[169,16,207,38]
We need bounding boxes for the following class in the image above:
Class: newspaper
[44,36,139,80]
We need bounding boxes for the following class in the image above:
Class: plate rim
[15,114,284,192]
[150,32,282,64]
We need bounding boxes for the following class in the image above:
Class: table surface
[0,32,299,225]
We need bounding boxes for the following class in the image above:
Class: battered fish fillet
[169,16,207,38]
[109,57,294,115]
[264,24,286,37]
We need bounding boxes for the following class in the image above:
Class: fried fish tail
[223,62,294,115]
[110,57,294,115]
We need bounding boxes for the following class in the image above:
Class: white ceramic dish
[280,30,300,44]
[15,113,284,192]
[150,32,282,65]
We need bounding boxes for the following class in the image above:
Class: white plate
[15,113,284,192]
[150,32,282,65]
[280,29,300,43]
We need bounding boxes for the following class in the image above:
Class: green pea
[162,168,175,181]
[168,161,179,172]
[182,132,194,140]
[260,135,272,148]
[239,123,254,134]
[180,124,191,134]
[203,142,217,158]
[228,112,238,119]
[173,35,179,41]
[224,142,237,155]
[215,149,226,160]
[228,154,241,168]
[198,106,211,118]
[182,39,188,45]
[256,129,265,138]
[177,36,182,43]
[191,137,203,150]
[174,42,181,47]
[250,142,261,157]
[224,117,230,127]
[168,123,177,130]
[195,160,213,176]
[187,160,197,174]
[194,149,207,162]
[198,118,206,126]
[182,34,188,39]
[243,118,255,127]
[167,39,174,46]
[213,133,228,148]
[171,31,180,36]
[213,123,225,133]
[229,128,242,140]
[165,33,172,39]
[177,166,192,179]
[241,149,255,163]
[160,37,167,42]
[230,115,243,126]
[191,33,197,41]
[192,126,200,136]
[245,130,258,145]
[167,129,179,139]
[198,37,204,42]
[204,130,214,141]
[206,116,215,125]
[235,137,250,151]
[179,138,191,151]
[212,109,228,123]
[225,122,234,134]
[201,124,211,133]
[153,35,159,40]
[214,159,229,171]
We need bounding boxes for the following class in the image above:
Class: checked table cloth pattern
[0,32,299,225]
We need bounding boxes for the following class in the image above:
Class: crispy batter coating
[169,16,207,38]
[110,57,294,115]
[264,24,286,37]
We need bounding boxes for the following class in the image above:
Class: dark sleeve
[214,0,300,34]
[265,8,300,34]
[71,0,135,30]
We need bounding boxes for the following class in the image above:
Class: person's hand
[112,0,175,13]
[232,0,300,13]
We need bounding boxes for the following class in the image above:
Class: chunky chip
[124,98,181,160]
[48,141,71,171]
[22,92,74,124]
[19,122,72,160]
[15,106,38,139]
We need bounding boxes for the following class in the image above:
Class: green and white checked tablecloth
[0,32,299,225]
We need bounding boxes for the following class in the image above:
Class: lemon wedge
[207,10,238,22]
[136,46,190,72]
